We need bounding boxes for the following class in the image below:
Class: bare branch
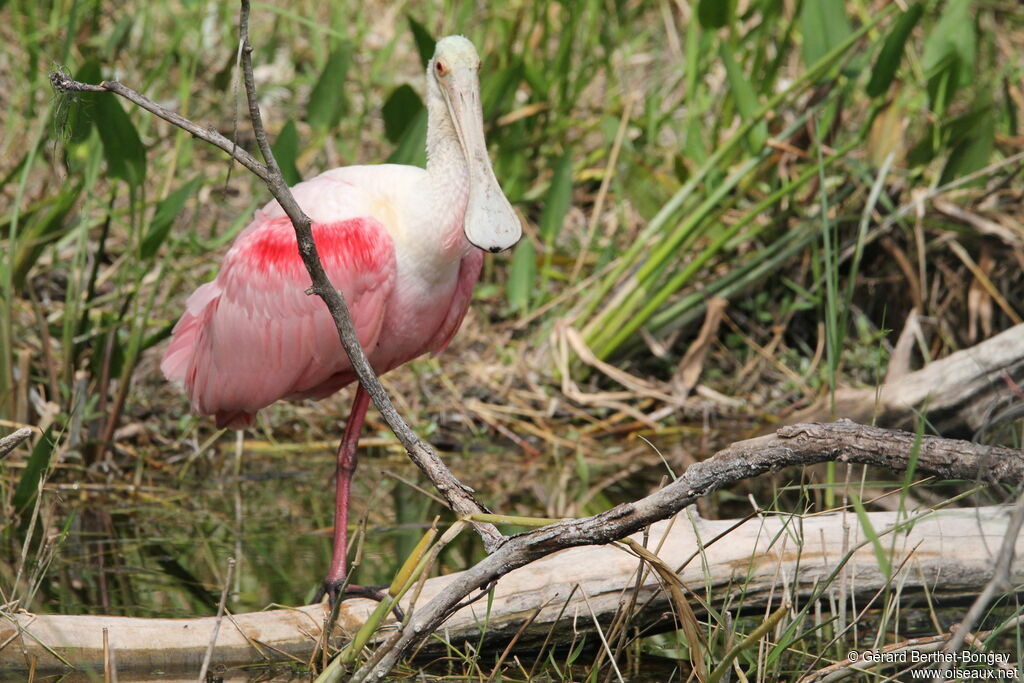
[49,70,268,182]
[48,2,502,551]
[935,490,1024,679]
[233,0,502,549]
[352,420,1024,680]
[0,428,33,459]
[5,421,1024,678]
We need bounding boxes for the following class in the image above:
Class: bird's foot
[315,581,405,621]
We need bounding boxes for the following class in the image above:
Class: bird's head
[429,36,521,254]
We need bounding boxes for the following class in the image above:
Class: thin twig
[581,590,625,683]
[234,0,502,550]
[102,627,111,683]
[933,489,1024,680]
[198,557,236,682]
[48,70,268,181]
[49,1,502,552]
[350,421,1024,680]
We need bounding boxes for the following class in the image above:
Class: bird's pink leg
[317,383,373,605]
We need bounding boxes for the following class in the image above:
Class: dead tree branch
[350,420,1024,680]
[936,489,1024,678]
[788,322,1024,435]
[0,428,33,459]
[5,421,1021,678]
[48,1,501,551]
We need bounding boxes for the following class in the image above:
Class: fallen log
[4,422,1024,678]
[1,505,1020,678]
[788,322,1024,435]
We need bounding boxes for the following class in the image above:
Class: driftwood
[40,3,1024,678]
[4,422,1024,678]
[789,322,1024,435]
[2,506,1020,678]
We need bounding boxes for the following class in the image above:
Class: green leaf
[140,175,202,259]
[850,491,892,579]
[382,85,425,143]
[12,183,82,291]
[307,43,352,132]
[506,239,536,312]
[12,428,53,515]
[539,151,573,244]
[908,103,990,168]
[387,107,427,167]
[866,3,923,98]
[1004,76,1019,137]
[800,0,853,70]
[720,41,767,150]
[566,636,587,666]
[939,109,994,185]
[407,16,436,69]
[481,60,523,120]
[271,119,302,186]
[922,0,976,109]
[697,0,732,29]
[94,93,147,188]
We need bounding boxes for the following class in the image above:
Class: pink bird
[161,36,521,604]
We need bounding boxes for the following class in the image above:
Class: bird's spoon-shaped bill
[437,53,522,253]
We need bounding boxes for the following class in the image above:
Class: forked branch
[3,421,1023,678]
[48,1,502,551]
[349,420,1024,680]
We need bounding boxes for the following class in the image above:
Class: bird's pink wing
[429,249,484,356]
[161,215,396,428]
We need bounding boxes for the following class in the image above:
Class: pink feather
[162,212,398,429]
[162,177,484,429]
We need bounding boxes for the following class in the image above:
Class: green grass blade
[507,239,536,313]
[140,175,202,260]
[866,2,924,98]
[12,428,53,515]
[800,0,853,70]
[697,0,732,29]
[271,120,302,186]
[386,107,427,166]
[307,44,353,133]
[540,151,573,244]
[849,491,892,580]
[719,40,767,150]
[94,93,147,189]
[922,0,976,111]
[406,15,436,68]
[382,85,424,144]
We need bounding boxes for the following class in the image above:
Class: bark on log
[3,504,1021,678]
[788,322,1024,435]
[4,421,1023,678]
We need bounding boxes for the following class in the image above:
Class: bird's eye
[435,61,448,76]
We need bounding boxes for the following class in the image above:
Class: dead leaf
[885,307,921,384]
[967,246,995,343]
[673,297,729,398]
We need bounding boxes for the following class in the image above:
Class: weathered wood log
[5,422,1022,678]
[788,322,1024,435]
[3,504,1021,678]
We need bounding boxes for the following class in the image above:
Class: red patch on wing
[248,217,387,274]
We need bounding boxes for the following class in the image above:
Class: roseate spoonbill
[161,36,521,604]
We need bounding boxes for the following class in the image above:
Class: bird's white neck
[422,73,473,260]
